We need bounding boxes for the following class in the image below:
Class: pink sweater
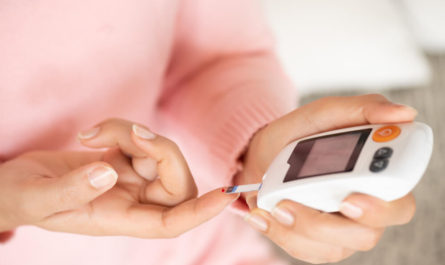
[0,0,297,264]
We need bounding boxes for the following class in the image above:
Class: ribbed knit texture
[0,1,296,264]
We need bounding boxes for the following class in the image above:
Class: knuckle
[160,210,183,239]
[172,184,198,204]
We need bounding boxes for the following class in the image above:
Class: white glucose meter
[226,122,433,212]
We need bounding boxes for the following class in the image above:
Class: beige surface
[273,55,445,264]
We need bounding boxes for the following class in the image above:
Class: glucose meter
[225,122,433,212]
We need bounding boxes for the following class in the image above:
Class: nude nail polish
[339,202,363,219]
[88,166,118,189]
[132,124,156,140]
[244,213,268,232]
[271,207,295,226]
[78,127,100,140]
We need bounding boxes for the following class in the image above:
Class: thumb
[29,162,118,215]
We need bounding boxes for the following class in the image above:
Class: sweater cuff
[206,92,292,185]
[159,54,297,190]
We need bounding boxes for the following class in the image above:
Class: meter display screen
[283,129,372,182]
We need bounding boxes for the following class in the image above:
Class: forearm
[159,52,297,186]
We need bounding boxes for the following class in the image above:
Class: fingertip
[365,103,416,124]
[340,193,387,220]
[132,124,156,140]
[339,201,364,219]
[244,209,270,232]
[201,188,240,210]
[381,102,418,122]
[77,127,101,141]
[215,188,240,201]
[130,127,154,153]
[342,193,383,207]
[87,164,118,190]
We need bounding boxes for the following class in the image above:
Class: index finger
[78,118,146,157]
[78,118,158,180]
[127,189,239,238]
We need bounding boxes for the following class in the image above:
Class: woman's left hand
[35,118,238,238]
[236,94,418,264]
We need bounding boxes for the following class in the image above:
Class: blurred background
[259,0,445,264]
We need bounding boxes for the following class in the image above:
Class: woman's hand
[0,119,238,238]
[237,94,418,263]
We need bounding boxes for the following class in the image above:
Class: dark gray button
[374,147,393,159]
[370,159,389,172]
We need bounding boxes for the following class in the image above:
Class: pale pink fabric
[0,0,297,264]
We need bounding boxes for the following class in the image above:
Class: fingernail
[88,166,118,189]
[244,213,268,232]
[132,124,156,140]
[271,206,294,226]
[339,202,363,219]
[77,127,100,140]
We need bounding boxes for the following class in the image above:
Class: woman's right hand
[0,121,238,237]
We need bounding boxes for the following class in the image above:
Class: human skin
[0,95,418,264]
[237,94,418,264]
[0,120,238,237]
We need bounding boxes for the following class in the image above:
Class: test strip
[223,183,262,194]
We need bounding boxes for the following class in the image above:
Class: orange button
[372,125,401,142]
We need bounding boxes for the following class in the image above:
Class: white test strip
[223,183,262,194]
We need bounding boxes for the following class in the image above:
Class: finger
[339,193,416,227]
[102,148,144,188]
[78,118,157,179]
[24,162,118,216]
[78,118,145,157]
[245,208,356,264]
[269,200,384,251]
[132,157,158,181]
[267,94,417,158]
[126,189,239,238]
[132,124,198,205]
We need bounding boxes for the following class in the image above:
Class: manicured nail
[132,124,156,140]
[339,202,363,219]
[244,213,268,232]
[271,206,295,226]
[88,166,118,189]
[77,127,100,140]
